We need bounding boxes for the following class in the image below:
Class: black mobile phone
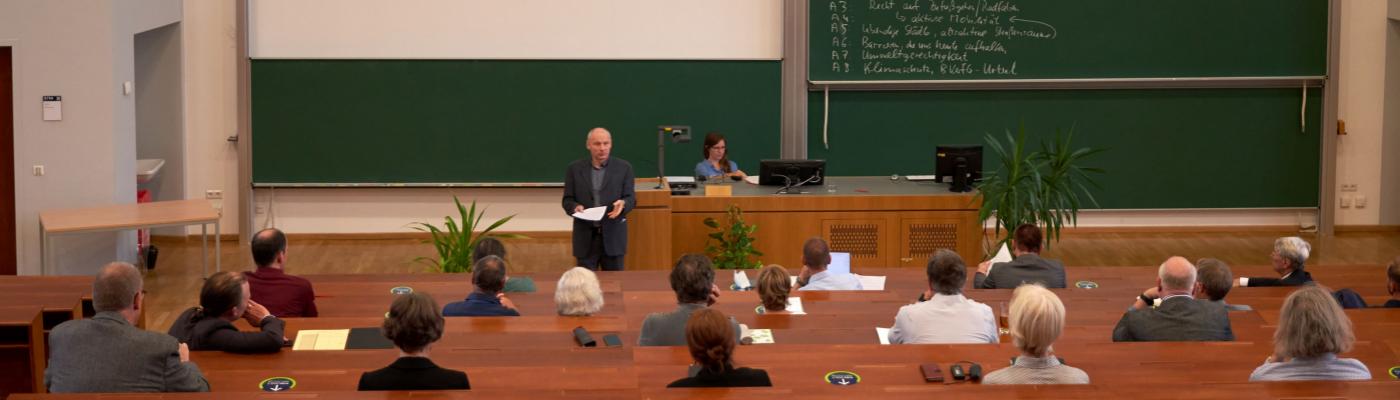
[602,334,622,347]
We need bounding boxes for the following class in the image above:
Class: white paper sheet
[571,206,607,221]
[747,329,774,344]
[876,327,892,345]
[986,243,1013,274]
[733,270,752,290]
[744,176,759,185]
[785,297,807,314]
[855,275,886,291]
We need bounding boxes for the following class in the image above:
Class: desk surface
[39,199,219,233]
[693,176,970,197]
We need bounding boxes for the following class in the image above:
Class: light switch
[1354,195,1367,208]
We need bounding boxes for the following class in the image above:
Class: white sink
[137,158,166,184]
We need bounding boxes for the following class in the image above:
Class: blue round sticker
[1075,281,1099,289]
[259,377,296,392]
[390,286,413,295]
[824,370,861,386]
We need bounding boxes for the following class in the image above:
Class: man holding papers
[562,127,635,271]
[975,224,1067,289]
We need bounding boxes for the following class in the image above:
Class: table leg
[215,221,222,273]
[39,221,47,276]
[201,224,208,278]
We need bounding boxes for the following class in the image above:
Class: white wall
[249,0,783,60]
[171,1,1399,243]
[1336,0,1388,225]
[3,0,181,275]
[136,22,184,235]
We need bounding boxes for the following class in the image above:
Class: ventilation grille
[827,223,880,259]
[907,223,957,259]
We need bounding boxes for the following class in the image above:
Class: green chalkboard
[810,0,1327,81]
[807,88,1322,208]
[252,60,781,185]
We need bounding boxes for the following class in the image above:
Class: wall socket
[1340,184,1358,192]
[205,189,223,200]
[32,165,44,176]
[1340,195,1352,208]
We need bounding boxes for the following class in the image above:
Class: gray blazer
[1111,296,1234,342]
[45,312,210,393]
[974,254,1066,289]
[638,303,742,346]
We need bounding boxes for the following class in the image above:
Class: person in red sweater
[243,229,318,317]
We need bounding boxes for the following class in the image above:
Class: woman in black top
[359,292,469,391]
[167,271,285,354]
[667,308,772,388]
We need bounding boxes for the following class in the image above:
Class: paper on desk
[747,329,775,344]
[734,270,752,290]
[987,243,1013,273]
[744,176,759,185]
[855,274,886,291]
[571,206,607,222]
[293,329,349,351]
[876,327,892,345]
[665,176,696,184]
[786,297,807,314]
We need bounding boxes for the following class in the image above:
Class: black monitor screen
[758,159,826,186]
[935,145,982,183]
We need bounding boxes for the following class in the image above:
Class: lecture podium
[626,176,981,270]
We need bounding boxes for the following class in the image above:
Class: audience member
[755,264,793,314]
[975,224,1067,289]
[983,284,1089,385]
[796,237,863,290]
[474,237,535,293]
[359,292,470,391]
[243,228,318,317]
[1112,257,1234,342]
[555,266,605,316]
[666,309,772,388]
[168,271,287,353]
[640,254,742,346]
[443,256,520,317]
[889,250,998,344]
[1386,257,1400,308]
[46,262,209,392]
[1195,258,1252,311]
[1249,286,1371,381]
[1239,236,1315,287]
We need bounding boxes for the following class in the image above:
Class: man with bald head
[1112,257,1234,342]
[563,127,635,271]
[46,262,209,392]
[244,228,318,317]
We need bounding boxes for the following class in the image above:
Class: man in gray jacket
[46,262,210,392]
[1112,257,1234,342]
[975,224,1066,289]
[638,254,741,346]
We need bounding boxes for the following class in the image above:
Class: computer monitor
[758,159,826,186]
[935,145,982,192]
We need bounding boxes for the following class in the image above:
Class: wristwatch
[1139,294,1156,306]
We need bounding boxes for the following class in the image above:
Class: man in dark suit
[974,224,1066,289]
[1238,236,1315,287]
[562,127,635,271]
[1113,257,1234,342]
[46,262,209,392]
[442,256,520,317]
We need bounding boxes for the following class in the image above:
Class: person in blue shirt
[442,256,520,317]
[694,132,747,181]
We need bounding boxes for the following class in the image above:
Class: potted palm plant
[410,196,525,273]
[975,126,1105,251]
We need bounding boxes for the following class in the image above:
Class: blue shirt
[442,292,520,317]
[695,160,739,178]
[799,270,864,291]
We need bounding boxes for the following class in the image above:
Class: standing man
[563,127,635,271]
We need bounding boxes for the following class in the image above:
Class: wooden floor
[135,230,1400,332]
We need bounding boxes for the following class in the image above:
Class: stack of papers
[855,275,886,291]
[784,297,807,314]
[293,329,349,351]
[876,327,892,345]
[733,270,753,290]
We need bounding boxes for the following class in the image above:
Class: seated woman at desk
[695,132,747,181]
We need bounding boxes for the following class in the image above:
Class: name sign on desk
[704,184,732,197]
[259,377,296,392]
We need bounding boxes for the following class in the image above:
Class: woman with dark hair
[694,132,747,180]
[359,292,470,391]
[667,309,771,388]
[167,271,285,354]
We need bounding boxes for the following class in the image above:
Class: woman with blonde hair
[1249,286,1371,381]
[982,284,1088,384]
[555,267,605,316]
[755,265,792,314]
